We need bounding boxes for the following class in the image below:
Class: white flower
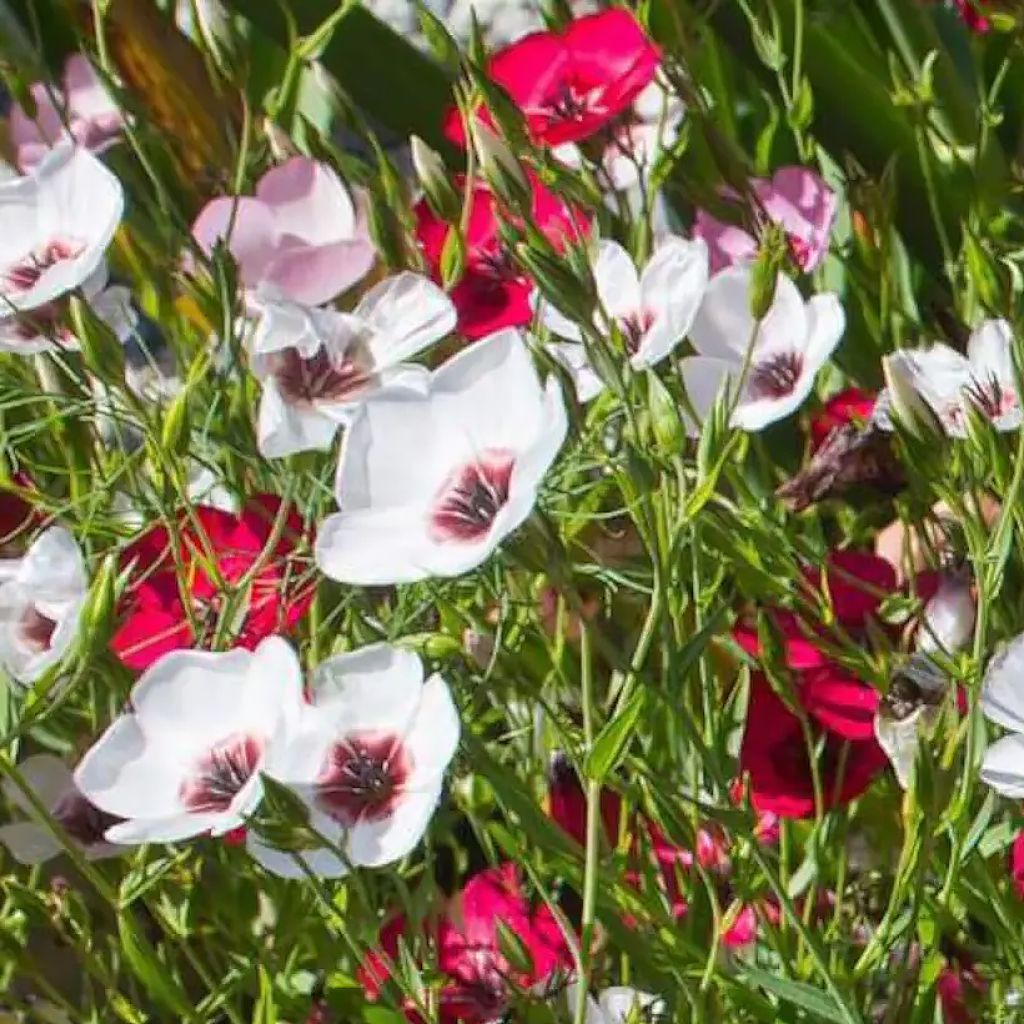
[537,237,708,402]
[74,637,305,843]
[916,569,976,655]
[248,643,459,878]
[980,633,1024,797]
[881,320,1021,438]
[567,982,666,1024]
[314,328,567,584]
[679,266,845,433]
[0,526,87,684]
[0,145,123,315]
[250,272,456,459]
[0,754,121,864]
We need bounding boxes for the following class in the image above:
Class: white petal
[247,823,350,880]
[500,375,568,517]
[593,241,642,322]
[875,706,937,791]
[19,526,87,601]
[981,634,1024,733]
[565,983,607,1024]
[258,376,340,459]
[346,784,440,867]
[403,673,460,787]
[967,318,1013,382]
[800,293,845,370]
[980,734,1024,798]
[678,355,735,433]
[355,272,456,366]
[0,821,63,864]
[2,754,74,816]
[537,294,585,343]
[547,341,605,402]
[105,811,226,844]
[599,987,666,1024]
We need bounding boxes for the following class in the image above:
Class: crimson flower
[111,495,315,671]
[1011,831,1024,899]
[443,10,661,149]
[0,476,40,557]
[359,863,572,1024]
[950,0,991,32]
[809,388,877,452]
[937,954,987,1023]
[414,174,588,340]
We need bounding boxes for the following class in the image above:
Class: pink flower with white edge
[537,237,708,402]
[0,145,123,315]
[679,266,845,433]
[191,157,374,307]
[0,755,121,864]
[248,644,459,879]
[881,319,1021,438]
[250,273,456,459]
[9,55,124,173]
[0,525,87,685]
[74,637,304,844]
[314,328,568,585]
[694,167,837,274]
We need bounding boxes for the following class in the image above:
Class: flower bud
[70,295,125,386]
[881,353,943,441]
[410,135,461,223]
[917,569,976,655]
[80,552,120,657]
[160,389,191,459]
[469,120,530,214]
[646,371,685,457]
[462,628,495,668]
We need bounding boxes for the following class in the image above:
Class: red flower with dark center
[359,864,572,1024]
[444,10,660,149]
[315,732,411,826]
[112,495,315,671]
[739,676,887,819]
[415,175,589,340]
[809,388,876,451]
[431,451,516,543]
[179,733,265,814]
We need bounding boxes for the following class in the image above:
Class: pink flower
[938,956,987,1023]
[1011,831,1024,899]
[444,9,660,149]
[8,55,124,172]
[191,157,374,306]
[950,0,991,32]
[693,167,837,274]
[414,174,588,340]
[809,388,877,451]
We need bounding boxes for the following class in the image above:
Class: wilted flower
[693,167,837,274]
[248,644,459,878]
[249,273,456,458]
[8,55,124,172]
[415,173,588,340]
[979,633,1024,797]
[75,637,305,843]
[191,157,374,306]
[359,862,571,1023]
[111,496,314,671]
[315,328,567,585]
[567,982,666,1024]
[0,525,87,684]
[679,266,845,432]
[0,754,121,864]
[444,9,660,149]
[0,145,123,316]
[537,237,708,402]
[881,320,1020,437]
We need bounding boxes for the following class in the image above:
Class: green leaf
[586,688,646,782]
[117,917,191,1017]
[737,967,851,1024]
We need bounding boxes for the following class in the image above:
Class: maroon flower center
[315,731,411,826]
[430,450,516,543]
[3,239,84,296]
[52,788,119,847]
[475,246,520,285]
[179,733,265,813]
[541,80,606,127]
[19,605,58,653]
[269,346,376,408]
[964,372,1015,420]
[618,309,655,355]
[749,351,803,400]
[787,234,812,270]
[444,957,509,1021]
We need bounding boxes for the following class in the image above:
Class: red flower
[938,955,987,1023]
[443,10,660,149]
[951,0,991,33]
[415,174,588,340]
[809,388,877,451]
[1011,831,1024,899]
[359,864,572,1024]
[739,675,888,819]
[111,495,315,670]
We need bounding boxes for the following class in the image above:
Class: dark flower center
[618,310,655,355]
[180,733,265,813]
[315,732,411,826]
[19,605,58,653]
[543,80,605,126]
[270,346,375,408]
[3,239,85,296]
[964,372,1015,420]
[475,247,520,285]
[52,788,119,847]
[431,450,516,543]
[749,351,803,399]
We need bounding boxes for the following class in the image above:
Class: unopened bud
[515,243,595,327]
[410,135,460,222]
[646,371,685,457]
[749,260,780,322]
[81,553,120,656]
[917,568,976,655]
[462,628,495,668]
[70,295,125,386]
[881,353,943,440]
[469,120,530,213]
[161,389,191,458]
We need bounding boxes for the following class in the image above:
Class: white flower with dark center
[980,633,1024,798]
[537,237,708,402]
[314,328,567,584]
[74,637,304,844]
[250,273,456,458]
[679,266,845,433]
[0,526,88,684]
[248,643,459,878]
[568,982,666,1024]
[0,754,121,864]
[0,145,123,316]
[881,320,1021,438]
